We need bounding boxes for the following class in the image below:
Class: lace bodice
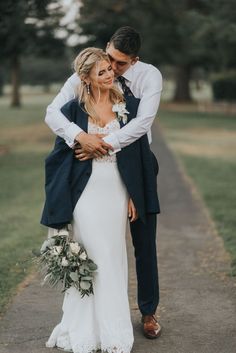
[88,119,120,163]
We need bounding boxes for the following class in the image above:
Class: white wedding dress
[46,119,134,353]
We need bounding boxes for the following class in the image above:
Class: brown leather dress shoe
[142,315,162,339]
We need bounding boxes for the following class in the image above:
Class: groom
[45,26,162,339]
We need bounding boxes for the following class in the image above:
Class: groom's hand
[75,132,113,160]
[74,146,104,160]
[74,133,112,160]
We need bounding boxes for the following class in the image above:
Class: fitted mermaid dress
[46,119,133,353]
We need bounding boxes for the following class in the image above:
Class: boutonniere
[112,102,129,124]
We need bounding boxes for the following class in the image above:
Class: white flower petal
[61,257,69,267]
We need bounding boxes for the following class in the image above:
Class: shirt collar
[122,62,136,82]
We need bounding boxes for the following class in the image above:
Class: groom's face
[106,42,138,77]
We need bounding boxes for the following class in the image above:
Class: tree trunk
[174,65,192,102]
[0,71,4,96]
[11,55,21,107]
[0,82,3,96]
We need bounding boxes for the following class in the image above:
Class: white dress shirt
[45,61,162,151]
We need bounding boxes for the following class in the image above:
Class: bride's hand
[128,198,138,222]
[96,134,107,138]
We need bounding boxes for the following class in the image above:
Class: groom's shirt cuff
[103,133,121,155]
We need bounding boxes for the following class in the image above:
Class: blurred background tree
[0,0,66,106]
[0,0,235,104]
[199,0,236,101]
[77,0,236,102]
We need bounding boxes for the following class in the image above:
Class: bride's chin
[100,84,113,91]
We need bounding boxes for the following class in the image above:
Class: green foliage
[0,0,67,105]
[20,56,73,85]
[77,0,210,67]
[77,0,140,50]
[0,0,65,60]
[77,0,236,101]
[36,233,97,297]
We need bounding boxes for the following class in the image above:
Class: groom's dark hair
[110,26,141,57]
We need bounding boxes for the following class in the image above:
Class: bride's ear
[81,75,90,85]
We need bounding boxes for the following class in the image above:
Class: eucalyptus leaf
[80,281,91,290]
[87,261,98,271]
[69,271,79,282]
[78,264,90,275]
[81,276,93,281]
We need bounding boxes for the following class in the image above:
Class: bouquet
[33,228,97,297]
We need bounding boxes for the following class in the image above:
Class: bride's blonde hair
[74,47,123,124]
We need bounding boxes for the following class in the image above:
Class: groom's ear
[131,56,139,65]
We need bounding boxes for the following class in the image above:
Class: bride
[41,47,159,353]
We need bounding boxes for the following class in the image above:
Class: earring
[86,83,90,95]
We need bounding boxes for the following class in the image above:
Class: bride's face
[88,59,114,91]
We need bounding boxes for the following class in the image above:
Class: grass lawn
[159,109,236,275]
[0,95,55,314]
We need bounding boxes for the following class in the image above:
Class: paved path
[0,123,236,353]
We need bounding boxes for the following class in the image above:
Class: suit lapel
[75,102,89,132]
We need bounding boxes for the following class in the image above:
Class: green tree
[198,0,236,71]
[0,0,65,107]
[73,0,236,101]
[76,0,140,49]
[139,0,213,101]
[78,0,211,101]
[21,55,72,90]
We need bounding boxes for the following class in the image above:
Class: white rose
[40,239,50,253]
[69,242,81,255]
[61,257,69,267]
[51,245,63,255]
[57,228,70,237]
[79,251,87,260]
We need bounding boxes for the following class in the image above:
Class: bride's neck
[91,88,110,105]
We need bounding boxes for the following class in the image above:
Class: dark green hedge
[212,73,236,101]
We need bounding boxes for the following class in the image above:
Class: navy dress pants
[130,213,159,316]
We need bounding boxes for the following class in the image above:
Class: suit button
[86,171,91,176]
[49,210,54,215]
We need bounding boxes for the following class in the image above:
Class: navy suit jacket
[41,95,160,228]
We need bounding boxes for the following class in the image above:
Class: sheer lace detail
[46,318,133,353]
[88,120,120,163]
[46,332,132,353]
[46,340,132,353]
